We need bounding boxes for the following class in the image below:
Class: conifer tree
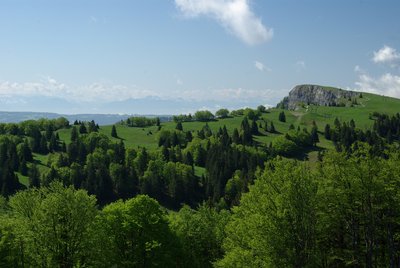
[71,126,79,142]
[270,122,276,133]
[278,111,286,122]
[111,125,118,138]
[176,122,183,131]
[79,123,87,134]
[29,164,41,188]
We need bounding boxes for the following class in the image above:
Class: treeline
[72,120,100,133]
[324,113,400,155]
[172,106,268,123]
[172,110,215,123]
[2,143,400,267]
[120,116,160,127]
[0,112,320,208]
[154,117,270,207]
[0,118,70,196]
[0,115,271,208]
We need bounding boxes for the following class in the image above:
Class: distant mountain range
[0,93,278,125]
[0,111,172,125]
[0,94,278,116]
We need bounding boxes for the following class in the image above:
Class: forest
[0,106,400,267]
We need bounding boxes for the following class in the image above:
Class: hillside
[1,85,400,268]
[3,85,400,189]
[56,86,400,151]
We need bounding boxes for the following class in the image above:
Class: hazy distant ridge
[0,111,172,125]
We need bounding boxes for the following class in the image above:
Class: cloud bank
[354,45,400,98]
[355,73,400,99]
[372,45,400,66]
[0,77,157,103]
[0,77,279,104]
[175,0,273,45]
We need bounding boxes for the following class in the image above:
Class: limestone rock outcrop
[280,85,358,110]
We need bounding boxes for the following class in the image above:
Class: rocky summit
[280,84,359,110]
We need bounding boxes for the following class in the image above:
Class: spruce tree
[324,124,331,140]
[79,123,87,134]
[29,164,41,188]
[278,111,286,122]
[176,122,183,131]
[270,122,276,133]
[111,125,118,138]
[71,126,79,142]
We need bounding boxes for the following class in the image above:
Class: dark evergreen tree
[1,164,20,196]
[79,123,87,134]
[270,122,276,133]
[185,131,193,142]
[20,140,33,162]
[28,164,41,188]
[263,121,268,132]
[240,118,252,145]
[278,111,286,122]
[9,143,19,171]
[49,133,59,152]
[114,140,125,164]
[324,124,331,140]
[71,126,79,142]
[19,159,28,176]
[111,125,118,138]
[232,128,240,144]
[88,120,98,133]
[184,151,194,166]
[176,122,183,131]
[45,124,53,140]
[251,120,259,135]
[311,121,319,146]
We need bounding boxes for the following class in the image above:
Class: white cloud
[355,73,400,98]
[254,60,270,72]
[354,65,364,73]
[0,78,158,102]
[175,0,273,45]
[372,45,400,66]
[0,77,282,107]
[0,77,68,98]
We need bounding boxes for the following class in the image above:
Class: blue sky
[0,0,399,114]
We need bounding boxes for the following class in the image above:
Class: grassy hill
[53,90,400,152]
[20,89,395,183]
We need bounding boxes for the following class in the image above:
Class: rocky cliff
[280,85,359,110]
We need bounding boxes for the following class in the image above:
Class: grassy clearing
[41,91,400,164]
[18,173,29,187]
[99,125,160,151]
[32,153,50,173]
[26,90,400,186]
[194,166,206,177]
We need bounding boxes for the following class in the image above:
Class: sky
[0,0,399,114]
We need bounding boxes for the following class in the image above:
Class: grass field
[19,89,400,186]
[44,90,399,162]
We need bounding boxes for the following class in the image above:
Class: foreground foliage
[217,144,400,267]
